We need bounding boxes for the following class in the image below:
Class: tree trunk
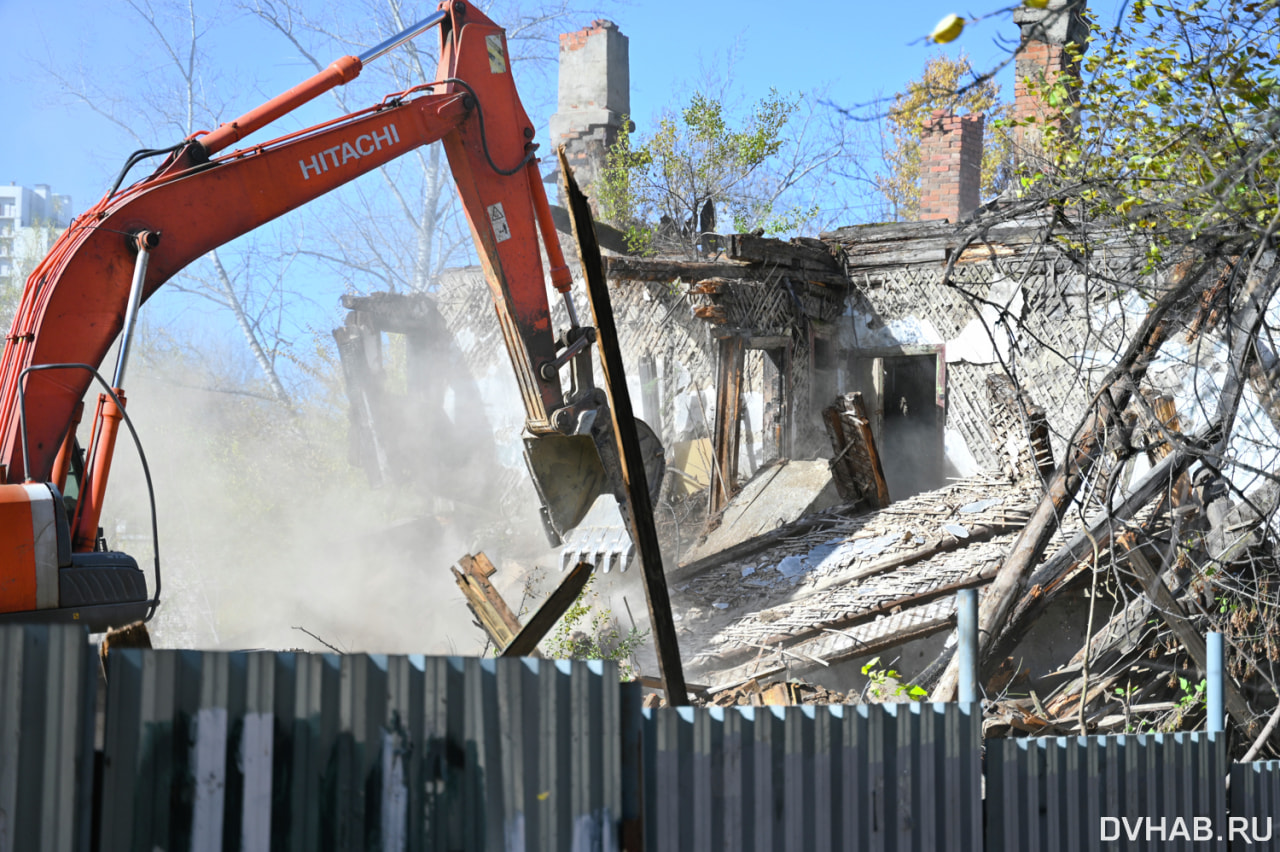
[208,249,293,409]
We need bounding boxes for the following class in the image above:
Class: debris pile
[640,678,856,709]
[425,216,1280,756]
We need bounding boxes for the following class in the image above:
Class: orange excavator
[0,2,661,631]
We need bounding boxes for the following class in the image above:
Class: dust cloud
[101,356,560,655]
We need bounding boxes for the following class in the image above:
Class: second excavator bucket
[523,416,665,570]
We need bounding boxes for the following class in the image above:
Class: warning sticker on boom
[488,202,512,242]
[486,34,507,73]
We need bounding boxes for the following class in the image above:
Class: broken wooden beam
[501,561,593,658]
[604,255,850,288]
[814,519,1027,591]
[688,277,732,295]
[822,392,891,507]
[725,233,844,274]
[693,305,728,324]
[985,432,1205,665]
[606,256,752,283]
[560,149,689,705]
[1144,392,1191,508]
[452,552,526,651]
[710,336,745,514]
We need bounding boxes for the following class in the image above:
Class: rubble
[640,677,857,709]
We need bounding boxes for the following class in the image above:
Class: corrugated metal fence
[988,732,1228,852]
[0,623,97,852]
[641,701,982,851]
[99,648,636,851]
[1230,761,1280,851]
[6,624,1280,851]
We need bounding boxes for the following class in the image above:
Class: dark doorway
[847,347,946,501]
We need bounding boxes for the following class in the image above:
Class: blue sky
[0,0,1058,217]
[0,0,1120,389]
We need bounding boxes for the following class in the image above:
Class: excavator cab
[0,477,152,632]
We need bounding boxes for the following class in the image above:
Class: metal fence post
[958,589,979,705]
[1207,631,1224,734]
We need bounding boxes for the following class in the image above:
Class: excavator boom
[0,2,648,630]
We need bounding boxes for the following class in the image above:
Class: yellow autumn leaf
[930,14,965,44]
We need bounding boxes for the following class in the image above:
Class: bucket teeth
[560,525,634,573]
[556,495,634,573]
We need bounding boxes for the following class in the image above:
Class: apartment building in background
[0,183,73,292]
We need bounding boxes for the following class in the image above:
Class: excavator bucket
[523,433,609,546]
[523,416,665,570]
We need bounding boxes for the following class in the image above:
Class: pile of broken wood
[920,253,1280,756]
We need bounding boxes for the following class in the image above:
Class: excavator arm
[0,1,649,630]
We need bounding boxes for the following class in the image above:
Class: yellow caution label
[486,34,506,73]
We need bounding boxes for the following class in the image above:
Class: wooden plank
[871,357,885,447]
[838,247,950,269]
[821,221,958,243]
[605,255,850,287]
[633,675,712,696]
[821,221,1049,247]
[1146,392,1190,507]
[752,564,999,651]
[726,233,843,273]
[500,561,594,658]
[822,392,891,507]
[606,256,752,282]
[464,553,523,635]
[822,404,859,501]
[452,568,513,647]
[558,149,689,704]
[711,337,745,514]
[451,552,526,651]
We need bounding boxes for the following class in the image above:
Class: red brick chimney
[918,110,984,222]
[1012,0,1089,167]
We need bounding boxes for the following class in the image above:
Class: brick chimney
[1012,0,1089,167]
[548,21,629,202]
[918,110,984,222]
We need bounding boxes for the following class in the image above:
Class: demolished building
[335,5,1280,745]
